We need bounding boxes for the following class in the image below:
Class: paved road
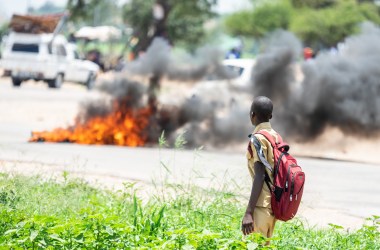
[0,77,379,230]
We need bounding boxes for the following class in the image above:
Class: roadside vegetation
[0,172,378,249]
[0,132,378,249]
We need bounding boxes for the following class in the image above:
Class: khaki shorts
[254,206,277,238]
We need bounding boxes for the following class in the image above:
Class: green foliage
[67,0,119,26]
[358,3,380,24]
[250,2,292,37]
[291,0,336,9]
[225,1,292,37]
[174,131,187,149]
[0,22,9,39]
[123,0,217,52]
[225,0,380,48]
[291,1,380,47]
[0,173,379,249]
[158,131,168,148]
[224,11,255,36]
[166,0,217,50]
[122,0,153,38]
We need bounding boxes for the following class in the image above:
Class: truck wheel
[48,74,63,89]
[86,73,96,90]
[12,77,22,87]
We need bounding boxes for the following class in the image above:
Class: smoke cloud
[126,38,237,81]
[78,23,380,148]
[84,37,252,147]
[77,77,146,123]
[252,24,380,140]
[251,30,302,102]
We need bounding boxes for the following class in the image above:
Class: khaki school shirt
[246,122,278,208]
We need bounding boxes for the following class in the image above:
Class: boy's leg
[253,207,277,238]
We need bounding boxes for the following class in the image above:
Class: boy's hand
[241,212,254,235]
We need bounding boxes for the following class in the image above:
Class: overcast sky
[0,0,251,19]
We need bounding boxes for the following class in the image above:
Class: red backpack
[249,130,305,221]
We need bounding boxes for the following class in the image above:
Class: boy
[241,96,278,238]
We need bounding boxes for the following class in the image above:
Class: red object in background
[303,47,313,60]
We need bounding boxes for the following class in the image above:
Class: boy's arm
[242,161,265,236]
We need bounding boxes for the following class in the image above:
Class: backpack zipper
[285,164,297,192]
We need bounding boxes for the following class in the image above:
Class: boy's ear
[269,114,272,120]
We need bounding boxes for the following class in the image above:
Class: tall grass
[0,171,378,249]
[0,133,378,249]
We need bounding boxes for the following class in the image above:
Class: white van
[0,32,99,89]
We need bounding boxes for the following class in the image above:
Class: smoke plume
[78,77,146,122]
[126,38,237,81]
[84,37,252,147]
[79,23,380,148]
[252,24,380,140]
[251,30,302,102]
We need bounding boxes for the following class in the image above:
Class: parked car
[222,58,255,88]
[0,32,99,89]
[198,58,255,92]
[189,58,255,106]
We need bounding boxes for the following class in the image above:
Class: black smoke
[77,78,146,123]
[80,37,252,147]
[78,23,380,148]
[252,24,380,140]
[252,30,301,103]
[126,38,237,81]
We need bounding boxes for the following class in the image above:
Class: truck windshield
[12,43,39,53]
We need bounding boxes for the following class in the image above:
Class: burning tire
[11,77,22,87]
[48,74,63,89]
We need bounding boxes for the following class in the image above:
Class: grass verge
[0,173,378,249]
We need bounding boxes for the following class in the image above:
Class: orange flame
[29,101,152,147]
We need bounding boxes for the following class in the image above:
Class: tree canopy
[123,0,218,54]
[66,0,119,26]
[225,1,292,37]
[225,0,380,48]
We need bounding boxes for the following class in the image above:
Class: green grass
[0,172,378,249]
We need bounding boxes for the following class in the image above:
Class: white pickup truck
[0,32,99,89]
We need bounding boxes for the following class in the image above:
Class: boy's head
[250,96,273,126]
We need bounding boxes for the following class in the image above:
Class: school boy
[241,96,278,238]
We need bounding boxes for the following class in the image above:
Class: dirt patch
[290,127,380,165]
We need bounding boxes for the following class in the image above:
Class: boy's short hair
[251,96,273,120]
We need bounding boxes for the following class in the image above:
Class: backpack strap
[250,135,273,191]
[250,135,273,172]
[256,130,290,153]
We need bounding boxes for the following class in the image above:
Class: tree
[123,0,217,55]
[122,0,158,57]
[225,1,291,37]
[224,11,254,37]
[291,1,380,47]
[166,0,217,50]
[291,0,336,9]
[225,0,380,49]
[66,0,119,26]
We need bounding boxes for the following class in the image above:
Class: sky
[0,0,252,20]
